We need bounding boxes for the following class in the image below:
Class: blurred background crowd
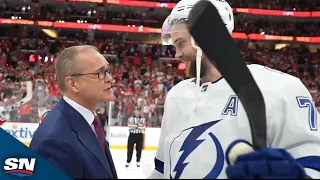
[0,0,319,128]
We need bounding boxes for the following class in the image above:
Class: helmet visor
[161,13,190,45]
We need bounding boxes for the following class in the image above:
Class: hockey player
[148,0,320,179]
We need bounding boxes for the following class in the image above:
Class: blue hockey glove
[226,144,308,179]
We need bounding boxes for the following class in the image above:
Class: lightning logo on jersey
[169,120,224,179]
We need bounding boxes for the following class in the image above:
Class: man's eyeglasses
[71,69,111,81]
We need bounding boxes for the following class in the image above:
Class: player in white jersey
[148,0,320,179]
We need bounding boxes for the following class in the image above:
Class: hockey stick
[0,81,33,125]
[187,0,267,164]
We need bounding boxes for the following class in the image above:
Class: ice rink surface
[110,149,156,179]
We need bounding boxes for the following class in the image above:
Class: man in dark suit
[29,45,118,179]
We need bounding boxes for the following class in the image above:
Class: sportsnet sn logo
[3,158,36,177]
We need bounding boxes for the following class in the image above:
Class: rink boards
[1,122,161,150]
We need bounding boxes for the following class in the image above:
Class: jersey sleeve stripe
[296,156,320,172]
[154,158,164,174]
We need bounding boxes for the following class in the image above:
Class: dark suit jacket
[29,98,118,179]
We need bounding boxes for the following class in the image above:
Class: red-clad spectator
[18,103,32,122]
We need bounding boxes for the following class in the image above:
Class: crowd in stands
[134,0,320,11]
[234,19,320,37]
[0,57,183,127]
[0,27,188,127]
[0,1,319,37]
[229,0,320,11]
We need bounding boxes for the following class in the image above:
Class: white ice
[110,149,156,179]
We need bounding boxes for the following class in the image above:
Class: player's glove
[226,142,309,179]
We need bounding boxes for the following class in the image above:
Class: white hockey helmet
[161,0,234,44]
[161,0,234,87]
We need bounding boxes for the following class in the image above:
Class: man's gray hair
[54,45,98,93]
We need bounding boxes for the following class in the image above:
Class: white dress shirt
[63,96,96,134]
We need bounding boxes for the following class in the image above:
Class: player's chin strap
[191,36,203,89]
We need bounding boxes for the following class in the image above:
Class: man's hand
[226,142,309,179]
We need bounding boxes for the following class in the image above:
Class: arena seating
[123,0,320,11]
[1,2,319,36]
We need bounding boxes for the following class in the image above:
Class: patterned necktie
[93,116,106,153]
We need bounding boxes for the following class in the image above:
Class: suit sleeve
[33,138,83,179]
[268,78,320,178]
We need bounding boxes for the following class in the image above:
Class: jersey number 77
[297,97,318,131]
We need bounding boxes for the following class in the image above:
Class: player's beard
[187,56,208,78]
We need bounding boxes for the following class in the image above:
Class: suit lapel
[58,99,114,178]
[105,141,118,179]
[77,133,113,178]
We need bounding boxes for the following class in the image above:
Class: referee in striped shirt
[125,107,146,168]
